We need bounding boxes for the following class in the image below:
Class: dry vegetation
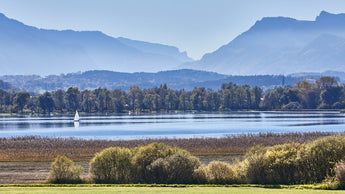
[0,132,336,161]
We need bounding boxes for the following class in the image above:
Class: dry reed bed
[0,132,337,161]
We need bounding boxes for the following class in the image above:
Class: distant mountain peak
[316,11,345,24]
[184,11,345,75]
[0,12,194,75]
[250,16,298,32]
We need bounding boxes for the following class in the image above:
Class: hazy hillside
[0,80,18,91]
[1,69,337,93]
[0,13,193,75]
[184,11,345,75]
[0,70,227,92]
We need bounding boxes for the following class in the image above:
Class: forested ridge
[1,70,336,92]
[0,77,343,114]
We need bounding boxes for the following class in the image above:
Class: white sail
[74,110,80,121]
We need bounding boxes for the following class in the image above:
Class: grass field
[1,187,345,194]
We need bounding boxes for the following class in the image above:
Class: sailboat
[74,110,80,122]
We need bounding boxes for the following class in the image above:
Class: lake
[0,112,345,140]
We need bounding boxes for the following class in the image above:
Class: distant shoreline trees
[0,77,344,114]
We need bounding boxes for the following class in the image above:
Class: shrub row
[48,135,345,185]
[243,135,345,184]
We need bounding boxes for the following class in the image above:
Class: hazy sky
[0,0,345,59]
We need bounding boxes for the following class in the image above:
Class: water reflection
[74,121,79,128]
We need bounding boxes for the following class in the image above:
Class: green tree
[191,87,205,111]
[179,91,191,111]
[112,89,126,113]
[165,89,178,110]
[53,89,65,112]
[14,91,30,113]
[128,86,144,112]
[143,94,161,111]
[38,91,55,114]
[260,91,280,110]
[321,86,343,108]
[251,86,262,109]
[65,87,80,112]
[81,90,96,113]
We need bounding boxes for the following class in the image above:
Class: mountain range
[1,11,345,78]
[0,13,192,75]
[184,11,345,75]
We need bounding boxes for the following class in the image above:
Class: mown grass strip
[0,183,338,190]
[3,187,342,194]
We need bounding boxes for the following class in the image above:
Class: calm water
[0,112,345,140]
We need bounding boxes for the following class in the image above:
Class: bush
[262,143,301,184]
[242,145,267,184]
[48,155,83,184]
[300,135,345,183]
[242,135,345,184]
[146,158,169,184]
[131,143,184,183]
[336,160,345,188]
[244,143,304,184]
[146,151,201,184]
[89,147,132,183]
[164,152,201,184]
[207,161,240,184]
[193,166,209,184]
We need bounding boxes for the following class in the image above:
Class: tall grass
[0,132,337,161]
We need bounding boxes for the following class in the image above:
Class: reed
[0,132,337,161]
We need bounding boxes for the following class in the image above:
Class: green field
[1,187,345,194]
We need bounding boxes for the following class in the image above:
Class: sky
[0,0,345,60]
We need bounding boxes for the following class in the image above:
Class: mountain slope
[2,69,338,93]
[0,13,192,75]
[0,80,18,91]
[0,69,228,92]
[184,11,345,75]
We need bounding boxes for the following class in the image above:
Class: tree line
[0,77,343,114]
[261,77,345,110]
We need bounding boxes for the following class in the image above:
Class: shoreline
[0,109,342,117]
